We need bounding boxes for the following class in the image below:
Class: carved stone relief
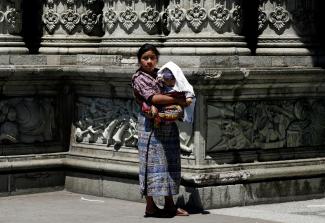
[42,0,102,35]
[268,2,290,33]
[0,0,22,35]
[74,97,194,153]
[208,4,229,31]
[0,98,56,144]
[186,2,207,32]
[207,100,325,152]
[74,97,139,148]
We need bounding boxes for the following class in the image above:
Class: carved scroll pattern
[207,100,325,152]
[0,98,56,144]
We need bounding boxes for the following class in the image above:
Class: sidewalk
[0,190,324,223]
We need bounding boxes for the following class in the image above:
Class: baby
[157,67,193,107]
[142,61,195,126]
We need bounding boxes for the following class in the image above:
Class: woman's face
[140,50,158,74]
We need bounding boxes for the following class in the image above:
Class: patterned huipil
[131,69,181,196]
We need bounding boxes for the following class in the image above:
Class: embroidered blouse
[131,69,161,104]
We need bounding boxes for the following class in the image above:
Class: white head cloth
[157,61,195,96]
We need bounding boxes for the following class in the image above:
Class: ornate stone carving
[207,100,325,152]
[208,4,230,30]
[258,8,268,32]
[103,8,118,32]
[74,97,194,153]
[269,5,290,32]
[119,7,138,32]
[169,4,186,32]
[60,0,81,34]
[186,3,207,32]
[43,0,60,34]
[5,7,22,34]
[140,7,160,31]
[81,9,99,34]
[74,98,138,148]
[0,98,55,144]
[231,2,242,29]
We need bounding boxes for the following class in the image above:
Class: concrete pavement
[0,190,324,223]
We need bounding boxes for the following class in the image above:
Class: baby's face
[164,79,176,87]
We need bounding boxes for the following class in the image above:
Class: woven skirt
[137,113,181,196]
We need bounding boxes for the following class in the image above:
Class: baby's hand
[186,98,193,106]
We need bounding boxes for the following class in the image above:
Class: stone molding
[2,152,325,187]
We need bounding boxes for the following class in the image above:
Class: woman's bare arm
[151,94,187,107]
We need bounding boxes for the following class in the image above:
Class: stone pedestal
[162,0,250,55]
[0,0,28,53]
[257,0,320,55]
[99,0,164,55]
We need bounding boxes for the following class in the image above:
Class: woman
[131,44,189,218]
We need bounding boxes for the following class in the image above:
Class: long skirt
[137,113,181,196]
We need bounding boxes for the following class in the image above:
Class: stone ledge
[0,55,324,67]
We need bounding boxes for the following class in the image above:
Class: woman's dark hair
[137,43,160,62]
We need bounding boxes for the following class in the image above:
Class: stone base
[0,170,65,197]
[64,170,325,210]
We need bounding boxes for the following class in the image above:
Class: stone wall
[1,0,325,209]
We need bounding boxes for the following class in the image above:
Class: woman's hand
[175,97,187,107]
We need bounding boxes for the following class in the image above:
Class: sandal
[164,207,189,217]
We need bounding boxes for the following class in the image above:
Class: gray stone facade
[1,0,325,209]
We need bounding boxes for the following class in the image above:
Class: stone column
[99,0,164,55]
[0,0,27,54]
[40,0,103,54]
[163,0,250,55]
[257,0,319,55]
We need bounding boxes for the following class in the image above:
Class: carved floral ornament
[103,8,118,31]
[269,5,290,31]
[140,7,160,31]
[258,8,268,31]
[119,7,138,32]
[0,7,22,34]
[231,3,242,28]
[208,4,230,30]
[169,4,186,32]
[43,9,60,34]
[60,8,81,33]
[186,3,207,32]
[81,9,100,34]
